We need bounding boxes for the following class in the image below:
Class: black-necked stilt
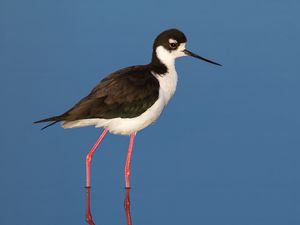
[34,28,221,188]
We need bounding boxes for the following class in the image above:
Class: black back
[34,28,188,128]
[35,65,160,124]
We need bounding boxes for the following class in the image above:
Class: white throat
[155,43,186,71]
[152,45,186,105]
[155,46,176,70]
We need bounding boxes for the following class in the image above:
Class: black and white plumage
[34,28,221,188]
[35,29,220,134]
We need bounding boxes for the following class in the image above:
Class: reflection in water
[85,187,95,225]
[124,188,132,225]
[85,187,133,225]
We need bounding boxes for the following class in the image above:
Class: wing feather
[62,66,159,120]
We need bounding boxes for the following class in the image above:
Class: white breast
[62,45,179,135]
[153,68,178,105]
[62,71,178,135]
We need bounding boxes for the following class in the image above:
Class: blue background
[1,0,299,224]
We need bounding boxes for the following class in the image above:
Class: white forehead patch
[178,43,186,51]
[168,38,178,44]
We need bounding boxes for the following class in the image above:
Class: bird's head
[152,28,221,67]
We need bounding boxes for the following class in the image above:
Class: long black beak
[183,49,222,66]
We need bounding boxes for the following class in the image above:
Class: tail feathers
[40,121,59,130]
[34,115,64,130]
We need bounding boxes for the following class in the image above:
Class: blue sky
[0,0,299,224]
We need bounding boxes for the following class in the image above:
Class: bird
[34,28,221,188]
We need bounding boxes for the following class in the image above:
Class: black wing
[34,65,160,126]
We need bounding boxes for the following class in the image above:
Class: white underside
[62,96,165,135]
[62,69,178,135]
[62,45,181,135]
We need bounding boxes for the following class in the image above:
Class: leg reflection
[85,187,95,225]
[85,187,133,225]
[124,188,132,225]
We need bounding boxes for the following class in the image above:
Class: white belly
[62,70,178,135]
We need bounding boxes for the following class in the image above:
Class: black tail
[34,115,64,130]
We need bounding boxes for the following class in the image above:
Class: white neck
[155,46,176,72]
[153,46,179,105]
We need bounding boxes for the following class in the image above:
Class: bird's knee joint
[86,154,92,162]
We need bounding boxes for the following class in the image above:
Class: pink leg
[86,129,108,187]
[124,133,136,188]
